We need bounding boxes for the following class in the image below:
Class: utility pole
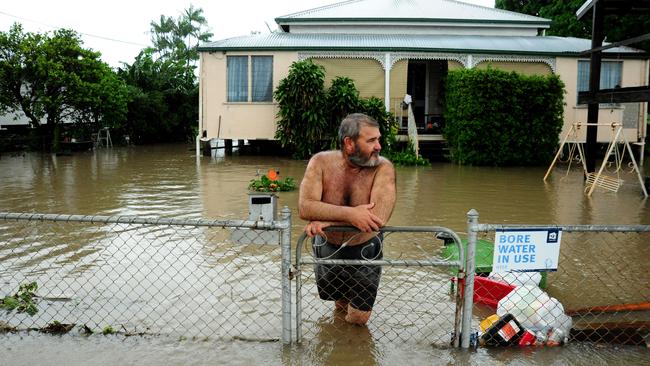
[585,2,604,173]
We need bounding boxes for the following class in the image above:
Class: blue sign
[492,228,562,273]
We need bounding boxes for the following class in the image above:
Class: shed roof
[275,0,550,27]
[198,32,644,57]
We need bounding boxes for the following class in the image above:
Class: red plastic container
[518,330,537,346]
[454,276,516,309]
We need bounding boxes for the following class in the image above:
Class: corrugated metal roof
[198,33,643,56]
[276,0,550,26]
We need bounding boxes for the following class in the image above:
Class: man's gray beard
[348,148,380,167]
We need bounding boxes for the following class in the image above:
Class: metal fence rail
[294,227,467,348]
[466,210,650,347]
[0,211,292,342]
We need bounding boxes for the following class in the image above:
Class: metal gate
[293,226,467,347]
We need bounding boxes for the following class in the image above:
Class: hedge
[443,67,565,166]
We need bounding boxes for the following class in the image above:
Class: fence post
[461,209,479,348]
[280,206,292,344]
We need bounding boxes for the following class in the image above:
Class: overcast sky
[0,0,495,68]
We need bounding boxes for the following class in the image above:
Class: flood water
[1,143,648,365]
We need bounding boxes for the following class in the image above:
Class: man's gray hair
[338,113,379,149]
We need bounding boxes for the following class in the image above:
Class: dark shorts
[313,234,383,312]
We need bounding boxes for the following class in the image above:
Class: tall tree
[496,0,650,51]
[117,5,212,143]
[0,23,129,151]
[149,5,213,68]
[117,49,197,144]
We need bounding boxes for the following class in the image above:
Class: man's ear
[343,136,354,153]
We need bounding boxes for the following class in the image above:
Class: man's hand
[345,202,384,232]
[304,221,331,237]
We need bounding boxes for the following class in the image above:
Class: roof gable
[276,0,550,26]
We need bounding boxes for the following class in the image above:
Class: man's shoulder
[310,150,342,163]
[377,156,395,170]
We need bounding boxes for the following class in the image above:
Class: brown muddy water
[0,143,648,365]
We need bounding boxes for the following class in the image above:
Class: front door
[406,60,448,134]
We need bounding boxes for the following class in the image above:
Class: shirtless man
[299,113,396,325]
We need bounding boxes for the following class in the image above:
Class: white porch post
[384,52,391,112]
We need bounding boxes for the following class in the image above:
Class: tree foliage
[117,49,197,144]
[1,5,212,151]
[327,76,361,136]
[117,6,212,144]
[149,4,213,67]
[496,0,650,51]
[274,60,423,164]
[274,60,328,159]
[0,23,129,151]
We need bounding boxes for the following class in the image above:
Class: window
[227,56,248,102]
[252,56,273,102]
[577,60,622,103]
[227,55,273,102]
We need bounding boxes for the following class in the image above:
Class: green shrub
[274,60,328,159]
[248,174,296,192]
[274,61,402,160]
[327,77,361,142]
[443,67,565,166]
[384,142,430,166]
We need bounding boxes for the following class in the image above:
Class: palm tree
[149,5,213,68]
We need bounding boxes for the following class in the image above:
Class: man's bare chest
[321,168,376,206]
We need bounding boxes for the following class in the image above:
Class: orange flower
[267,169,278,181]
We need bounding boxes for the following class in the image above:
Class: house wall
[199,51,299,140]
[389,60,409,115]
[200,51,648,148]
[556,57,647,143]
[311,58,385,99]
[448,60,464,70]
[475,61,552,75]
[0,112,36,126]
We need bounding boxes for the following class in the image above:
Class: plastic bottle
[518,330,537,346]
[535,330,548,345]
[546,328,566,346]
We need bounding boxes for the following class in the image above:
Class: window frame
[226,55,274,103]
[576,60,623,105]
[251,56,273,102]
[226,56,249,103]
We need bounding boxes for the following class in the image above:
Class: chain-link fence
[466,210,650,347]
[0,211,292,342]
[294,227,467,348]
[3,209,648,349]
